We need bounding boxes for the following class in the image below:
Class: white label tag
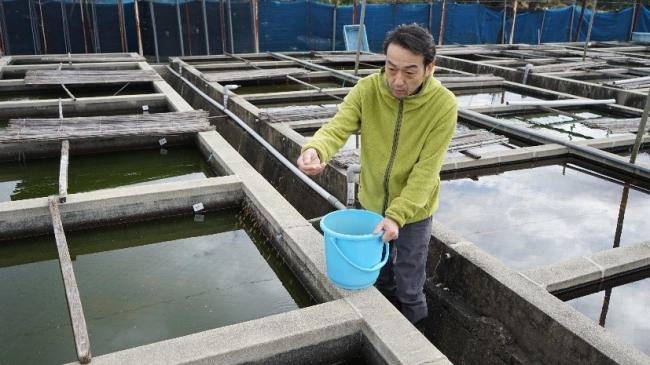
[193,202,204,212]
[194,214,205,222]
[159,138,167,146]
[142,105,149,111]
[159,148,168,155]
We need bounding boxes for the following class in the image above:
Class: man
[297,24,457,330]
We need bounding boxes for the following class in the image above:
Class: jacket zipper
[382,100,404,215]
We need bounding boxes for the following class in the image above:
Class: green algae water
[0,144,216,202]
[0,206,312,364]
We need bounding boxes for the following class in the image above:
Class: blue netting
[442,3,503,45]
[1,0,650,56]
[572,7,634,42]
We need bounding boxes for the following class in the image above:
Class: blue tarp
[1,0,650,56]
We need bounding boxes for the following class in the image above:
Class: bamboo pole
[201,0,210,55]
[134,0,143,56]
[509,0,518,45]
[91,0,101,52]
[48,196,92,364]
[630,0,641,40]
[59,140,69,203]
[227,0,234,53]
[332,2,337,51]
[252,0,259,53]
[575,0,586,41]
[0,0,7,55]
[176,0,184,56]
[630,91,650,164]
[60,0,71,54]
[184,1,192,55]
[439,0,447,46]
[353,0,366,76]
[79,0,89,53]
[148,0,159,62]
[219,0,226,53]
[117,0,127,53]
[582,0,596,61]
[39,0,48,53]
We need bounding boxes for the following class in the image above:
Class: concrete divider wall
[427,221,650,365]
[436,56,648,109]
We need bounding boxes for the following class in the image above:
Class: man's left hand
[374,217,399,242]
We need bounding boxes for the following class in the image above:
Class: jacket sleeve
[385,102,457,226]
[300,85,363,163]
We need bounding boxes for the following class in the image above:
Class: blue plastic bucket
[320,209,389,290]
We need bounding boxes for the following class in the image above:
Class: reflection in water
[437,159,650,270]
[0,145,216,202]
[454,90,542,107]
[564,276,650,356]
[0,207,312,364]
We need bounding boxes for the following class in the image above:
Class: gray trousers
[374,216,432,324]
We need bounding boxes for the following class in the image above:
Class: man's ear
[424,62,435,77]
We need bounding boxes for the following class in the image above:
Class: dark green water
[0,145,216,202]
[0,206,313,364]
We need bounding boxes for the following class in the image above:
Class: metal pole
[509,0,518,45]
[353,0,366,76]
[148,0,159,63]
[227,0,234,53]
[582,0,596,61]
[439,0,447,46]
[176,0,185,56]
[134,0,143,56]
[630,92,650,164]
[201,0,210,55]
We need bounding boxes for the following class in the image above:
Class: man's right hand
[297,148,326,175]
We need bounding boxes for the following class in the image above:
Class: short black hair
[382,24,436,66]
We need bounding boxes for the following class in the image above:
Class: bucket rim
[320,209,384,240]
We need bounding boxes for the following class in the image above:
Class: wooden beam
[59,140,69,203]
[48,196,92,364]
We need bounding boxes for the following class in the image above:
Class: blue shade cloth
[0,0,648,56]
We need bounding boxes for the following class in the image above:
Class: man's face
[385,43,435,99]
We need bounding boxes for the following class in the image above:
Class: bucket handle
[330,237,389,272]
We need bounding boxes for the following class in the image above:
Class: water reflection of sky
[494,110,633,141]
[455,91,542,107]
[437,162,650,271]
[565,277,650,356]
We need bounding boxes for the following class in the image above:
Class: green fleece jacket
[302,68,457,227]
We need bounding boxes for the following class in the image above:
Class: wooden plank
[0,110,214,143]
[517,60,607,73]
[59,140,69,203]
[201,67,309,83]
[24,69,160,85]
[48,196,92,364]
